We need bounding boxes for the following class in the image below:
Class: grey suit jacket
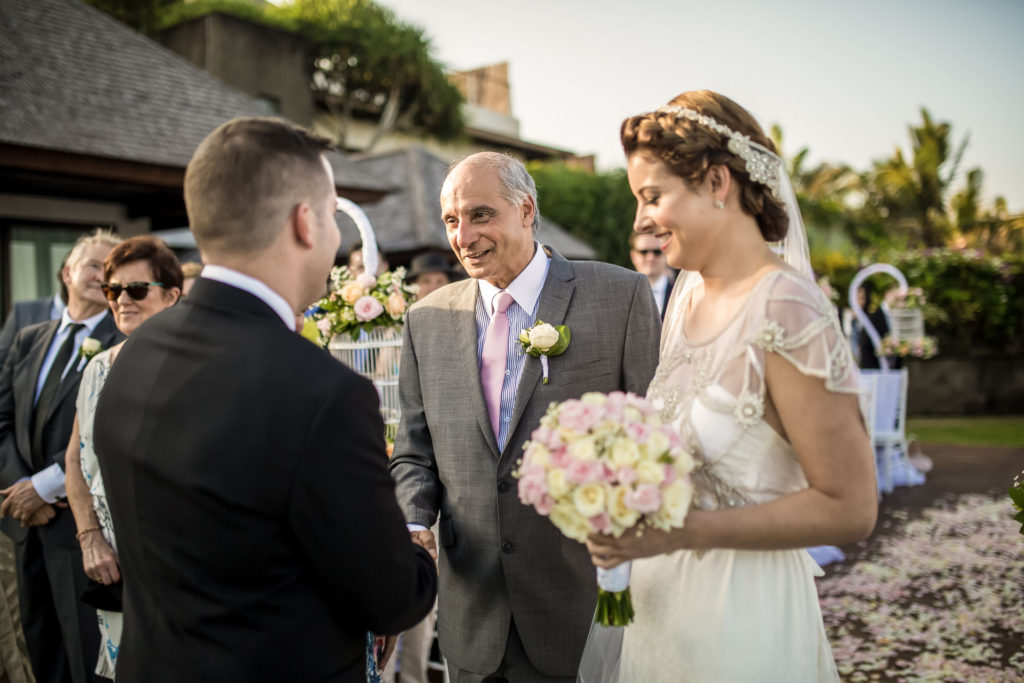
[390,247,660,677]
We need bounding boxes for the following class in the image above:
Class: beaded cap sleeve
[649,269,865,511]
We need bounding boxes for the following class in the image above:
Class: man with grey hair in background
[390,152,661,682]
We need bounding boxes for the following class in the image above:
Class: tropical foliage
[95,0,465,150]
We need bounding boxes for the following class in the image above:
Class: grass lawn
[906,415,1024,447]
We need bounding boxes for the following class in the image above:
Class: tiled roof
[349,145,597,260]
[0,0,384,192]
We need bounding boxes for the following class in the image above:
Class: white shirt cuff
[31,464,66,503]
[407,524,428,533]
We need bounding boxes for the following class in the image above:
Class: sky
[376,0,1024,213]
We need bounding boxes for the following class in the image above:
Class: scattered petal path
[818,492,1023,682]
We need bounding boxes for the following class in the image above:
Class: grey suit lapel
[450,281,501,457]
[506,247,575,452]
[17,321,59,464]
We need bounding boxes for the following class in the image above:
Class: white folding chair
[860,368,910,494]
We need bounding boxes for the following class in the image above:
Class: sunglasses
[632,249,664,257]
[101,281,163,302]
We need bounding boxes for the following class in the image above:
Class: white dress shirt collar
[200,265,295,329]
[477,242,551,318]
[59,307,109,335]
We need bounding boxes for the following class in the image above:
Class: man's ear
[61,263,73,287]
[521,194,536,229]
[292,202,315,249]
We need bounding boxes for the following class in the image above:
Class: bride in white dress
[582,91,877,682]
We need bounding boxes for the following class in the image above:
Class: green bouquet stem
[595,587,635,626]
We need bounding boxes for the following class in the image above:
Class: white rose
[527,444,552,469]
[623,406,642,422]
[549,501,591,543]
[607,485,640,529]
[580,392,607,406]
[547,469,571,498]
[642,430,670,461]
[609,438,640,467]
[661,479,694,527]
[528,323,559,351]
[80,338,102,356]
[572,482,607,518]
[568,437,597,461]
[636,460,665,485]
[673,450,696,476]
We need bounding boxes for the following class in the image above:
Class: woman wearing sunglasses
[64,235,182,679]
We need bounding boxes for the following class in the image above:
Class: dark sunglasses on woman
[101,281,163,302]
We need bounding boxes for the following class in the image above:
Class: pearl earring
[714,199,725,210]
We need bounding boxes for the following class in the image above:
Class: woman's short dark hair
[103,235,184,292]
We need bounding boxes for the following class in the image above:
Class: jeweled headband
[656,105,782,200]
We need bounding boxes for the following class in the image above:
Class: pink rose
[625,421,652,443]
[532,426,563,450]
[663,464,677,485]
[566,459,602,485]
[535,494,555,516]
[517,472,548,506]
[559,401,600,434]
[356,272,378,289]
[616,466,637,486]
[316,318,333,335]
[589,512,612,534]
[600,462,617,484]
[625,484,662,513]
[550,447,572,469]
[353,295,384,322]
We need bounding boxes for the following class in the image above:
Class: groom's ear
[290,202,316,250]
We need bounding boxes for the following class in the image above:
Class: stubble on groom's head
[184,117,334,262]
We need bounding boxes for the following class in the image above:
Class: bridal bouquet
[515,391,695,626]
[307,266,417,344]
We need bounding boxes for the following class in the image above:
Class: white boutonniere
[518,321,570,384]
[77,337,104,369]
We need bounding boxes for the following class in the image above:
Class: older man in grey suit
[390,152,661,683]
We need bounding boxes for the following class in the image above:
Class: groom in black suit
[93,118,437,682]
[0,229,123,683]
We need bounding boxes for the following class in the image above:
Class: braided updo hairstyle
[620,90,789,242]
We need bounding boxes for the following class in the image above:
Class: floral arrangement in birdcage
[888,286,928,310]
[879,334,939,359]
[307,266,417,345]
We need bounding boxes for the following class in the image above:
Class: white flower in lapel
[518,321,570,384]
[77,337,104,370]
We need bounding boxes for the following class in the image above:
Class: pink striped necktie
[481,291,514,441]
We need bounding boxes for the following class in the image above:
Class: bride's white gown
[598,269,863,682]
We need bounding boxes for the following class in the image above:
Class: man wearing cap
[406,252,462,302]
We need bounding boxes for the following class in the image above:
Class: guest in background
[179,262,203,297]
[405,251,462,302]
[854,280,894,369]
[629,232,675,319]
[64,236,182,679]
[0,228,123,683]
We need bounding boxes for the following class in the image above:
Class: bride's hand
[586,527,674,569]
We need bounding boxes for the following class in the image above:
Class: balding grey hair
[452,152,541,231]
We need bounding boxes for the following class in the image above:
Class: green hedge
[817,250,1024,357]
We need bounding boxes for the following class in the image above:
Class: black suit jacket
[0,313,122,542]
[93,279,436,683]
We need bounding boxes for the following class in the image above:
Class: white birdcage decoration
[319,197,413,442]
